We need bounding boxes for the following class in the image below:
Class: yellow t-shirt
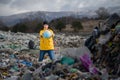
[39,29,55,50]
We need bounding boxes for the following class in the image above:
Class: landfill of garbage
[85,13,120,79]
[0,13,120,80]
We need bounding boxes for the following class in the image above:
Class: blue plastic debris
[21,60,32,67]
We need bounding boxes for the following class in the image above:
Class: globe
[43,30,52,38]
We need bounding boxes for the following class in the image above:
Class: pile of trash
[0,31,85,51]
[0,31,91,80]
[85,13,120,79]
[54,34,86,48]
[0,47,111,80]
[0,49,39,79]
[0,13,120,80]
[0,31,39,51]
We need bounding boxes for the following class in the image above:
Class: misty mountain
[0,11,75,27]
[0,6,120,27]
[0,10,97,27]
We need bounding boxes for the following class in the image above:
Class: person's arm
[40,30,43,38]
[50,30,55,38]
[52,32,55,37]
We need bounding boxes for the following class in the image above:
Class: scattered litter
[0,13,120,80]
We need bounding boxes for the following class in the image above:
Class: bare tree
[96,7,110,19]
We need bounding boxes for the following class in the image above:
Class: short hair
[43,21,48,25]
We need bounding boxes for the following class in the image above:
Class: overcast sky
[0,0,120,16]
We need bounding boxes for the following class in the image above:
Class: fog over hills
[0,6,120,27]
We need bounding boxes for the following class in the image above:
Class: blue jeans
[39,50,55,61]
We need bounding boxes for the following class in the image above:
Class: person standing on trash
[39,21,55,62]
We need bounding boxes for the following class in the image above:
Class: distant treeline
[1,17,84,33]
